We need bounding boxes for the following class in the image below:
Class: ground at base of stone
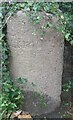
[32,103,73,119]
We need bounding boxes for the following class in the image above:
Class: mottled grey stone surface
[22,91,60,115]
[7,11,64,115]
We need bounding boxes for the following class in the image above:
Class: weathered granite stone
[7,11,64,115]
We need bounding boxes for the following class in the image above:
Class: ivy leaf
[70,40,73,45]
[28,2,33,7]
[44,4,50,11]
[17,77,28,84]
[65,33,70,41]
[33,4,38,11]
[15,95,21,100]
[46,22,53,28]
[20,3,25,8]
[10,103,17,108]
[0,34,5,40]
[0,13,3,18]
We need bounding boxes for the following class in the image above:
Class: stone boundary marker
[0,0,72,3]
[7,11,64,115]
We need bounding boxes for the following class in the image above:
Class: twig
[67,111,73,116]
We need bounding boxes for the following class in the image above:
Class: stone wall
[7,11,64,115]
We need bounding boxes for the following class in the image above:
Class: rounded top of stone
[17,10,27,17]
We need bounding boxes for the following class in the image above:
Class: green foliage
[59,2,73,45]
[17,77,28,84]
[0,83,24,119]
[0,2,73,119]
[63,80,73,92]
[2,2,73,44]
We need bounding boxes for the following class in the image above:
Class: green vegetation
[0,1,73,119]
